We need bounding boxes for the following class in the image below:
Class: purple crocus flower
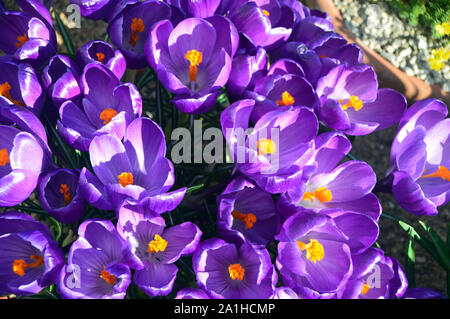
[192,238,277,299]
[386,99,449,216]
[175,288,211,299]
[76,40,127,80]
[0,57,45,116]
[275,211,353,295]
[38,168,87,224]
[0,0,56,67]
[41,55,82,108]
[278,132,381,222]
[117,202,202,297]
[217,177,280,247]
[221,99,318,194]
[0,212,64,296]
[58,219,133,299]
[316,64,407,136]
[70,0,116,20]
[145,16,237,113]
[79,117,185,211]
[339,248,408,299]
[108,0,172,69]
[178,0,221,18]
[57,62,142,151]
[0,125,44,206]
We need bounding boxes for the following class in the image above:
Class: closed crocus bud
[38,168,87,224]
[0,0,56,68]
[41,55,82,108]
[0,212,64,296]
[0,125,44,207]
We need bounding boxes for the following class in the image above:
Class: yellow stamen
[262,9,270,16]
[228,264,245,281]
[147,234,168,253]
[99,108,118,125]
[297,239,324,263]
[257,138,276,156]
[231,211,257,230]
[118,172,133,188]
[341,96,363,111]
[185,50,203,82]
[276,91,295,106]
[100,266,116,285]
[59,184,73,206]
[96,52,105,63]
[0,82,25,107]
[421,166,450,182]
[361,281,370,295]
[0,148,10,166]
[302,187,333,203]
[129,18,145,47]
[12,255,44,276]
[15,33,29,48]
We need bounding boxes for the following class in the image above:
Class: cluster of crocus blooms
[0,0,448,300]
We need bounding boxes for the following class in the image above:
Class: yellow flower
[435,22,450,37]
[428,48,450,71]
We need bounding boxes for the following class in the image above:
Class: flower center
[429,48,450,72]
[12,255,44,276]
[262,9,270,16]
[257,138,276,156]
[421,166,450,181]
[297,239,324,263]
[228,264,245,281]
[361,281,370,295]
[100,266,116,285]
[340,96,363,111]
[302,187,333,203]
[129,17,145,47]
[118,172,133,188]
[59,184,73,206]
[276,91,295,106]
[15,33,29,48]
[99,108,118,125]
[0,148,10,166]
[0,82,25,107]
[231,211,257,230]
[185,50,203,82]
[147,234,168,253]
[96,52,105,63]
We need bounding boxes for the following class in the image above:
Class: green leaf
[53,11,75,57]
[186,184,204,194]
[405,235,416,288]
[418,221,450,271]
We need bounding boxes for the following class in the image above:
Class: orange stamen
[257,138,276,156]
[185,50,203,82]
[341,96,363,111]
[12,255,44,276]
[100,266,116,285]
[0,82,25,107]
[231,211,257,230]
[302,187,333,203]
[129,18,145,47]
[228,264,245,281]
[276,91,295,106]
[0,148,10,166]
[59,184,73,206]
[361,281,370,295]
[15,33,29,48]
[118,172,133,188]
[421,166,450,182]
[99,108,118,125]
[96,52,105,63]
